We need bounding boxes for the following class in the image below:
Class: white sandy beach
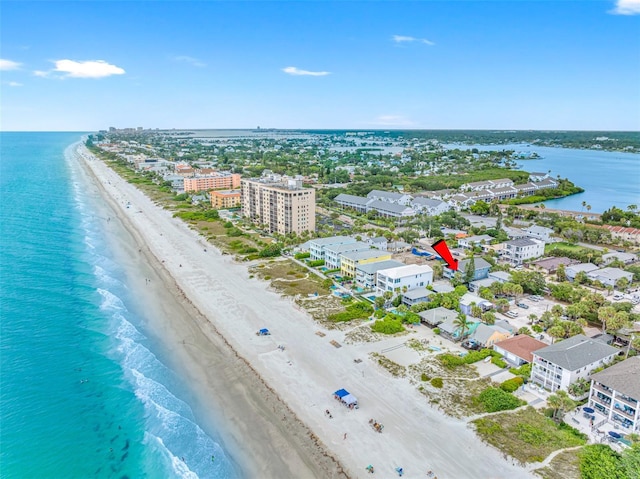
[76,142,535,479]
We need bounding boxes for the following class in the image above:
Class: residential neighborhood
[87,128,640,478]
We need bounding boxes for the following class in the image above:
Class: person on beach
[343,433,347,440]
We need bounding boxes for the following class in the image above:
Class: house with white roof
[459,293,493,316]
[458,235,494,250]
[366,237,388,251]
[587,267,634,288]
[401,288,437,307]
[566,263,601,282]
[375,264,434,294]
[530,334,619,392]
[601,251,637,266]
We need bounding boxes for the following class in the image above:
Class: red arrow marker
[432,239,458,271]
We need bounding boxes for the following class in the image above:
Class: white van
[613,293,624,301]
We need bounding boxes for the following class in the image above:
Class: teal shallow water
[0,133,237,478]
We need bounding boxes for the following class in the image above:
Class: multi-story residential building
[401,288,436,307]
[366,237,388,251]
[355,260,405,290]
[530,335,619,392]
[588,356,640,432]
[184,172,242,192]
[460,178,514,191]
[210,189,241,209]
[175,163,195,177]
[340,250,392,278]
[324,241,371,270]
[375,264,434,294]
[309,236,357,261]
[241,176,316,235]
[599,225,640,245]
[525,225,554,242]
[410,197,450,216]
[503,238,545,266]
[366,200,416,218]
[366,190,413,205]
[333,193,372,213]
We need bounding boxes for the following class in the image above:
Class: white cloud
[173,56,206,67]
[282,66,331,76]
[5,81,23,87]
[370,115,415,127]
[610,0,640,14]
[0,59,22,70]
[41,59,125,78]
[392,35,435,46]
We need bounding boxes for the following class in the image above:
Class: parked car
[505,311,519,318]
[517,303,529,309]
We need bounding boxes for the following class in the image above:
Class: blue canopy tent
[334,389,349,398]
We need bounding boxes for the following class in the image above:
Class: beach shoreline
[74,142,346,478]
[76,141,535,479]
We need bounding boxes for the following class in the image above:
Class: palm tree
[581,200,587,212]
[598,306,617,333]
[453,313,472,341]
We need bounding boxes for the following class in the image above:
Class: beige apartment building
[183,172,241,193]
[210,189,241,209]
[241,176,315,235]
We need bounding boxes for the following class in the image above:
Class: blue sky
[1,1,639,131]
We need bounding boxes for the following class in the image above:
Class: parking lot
[494,295,561,343]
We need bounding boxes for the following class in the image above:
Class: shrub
[294,252,310,260]
[500,377,524,393]
[371,318,404,334]
[579,444,624,479]
[308,259,325,267]
[438,349,495,368]
[433,328,441,335]
[477,387,525,412]
[421,373,430,382]
[509,363,532,377]
[329,301,374,322]
[431,377,444,388]
[226,227,244,237]
[223,221,234,228]
[258,244,282,258]
[492,357,508,368]
[532,325,543,333]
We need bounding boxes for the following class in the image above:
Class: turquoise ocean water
[0,133,237,478]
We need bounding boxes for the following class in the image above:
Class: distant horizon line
[2,128,639,133]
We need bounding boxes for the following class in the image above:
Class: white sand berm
[77,143,534,479]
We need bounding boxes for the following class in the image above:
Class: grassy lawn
[472,407,587,464]
[545,242,598,255]
[534,449,581,479]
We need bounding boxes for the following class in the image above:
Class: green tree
[607,310,630,333]
[374,296,385,310]
[464,256,476,284]
[470,304,483,319]
[547,390,576,422]
[453,312,472,341]
[547,325,565,343]
[598,306,618,334]
[556,263,567,282]
[482,311,496,325]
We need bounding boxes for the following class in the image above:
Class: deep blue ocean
[0,133,237,478]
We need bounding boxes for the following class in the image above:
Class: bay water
[0,133,237,478]
[445,143,640,213]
